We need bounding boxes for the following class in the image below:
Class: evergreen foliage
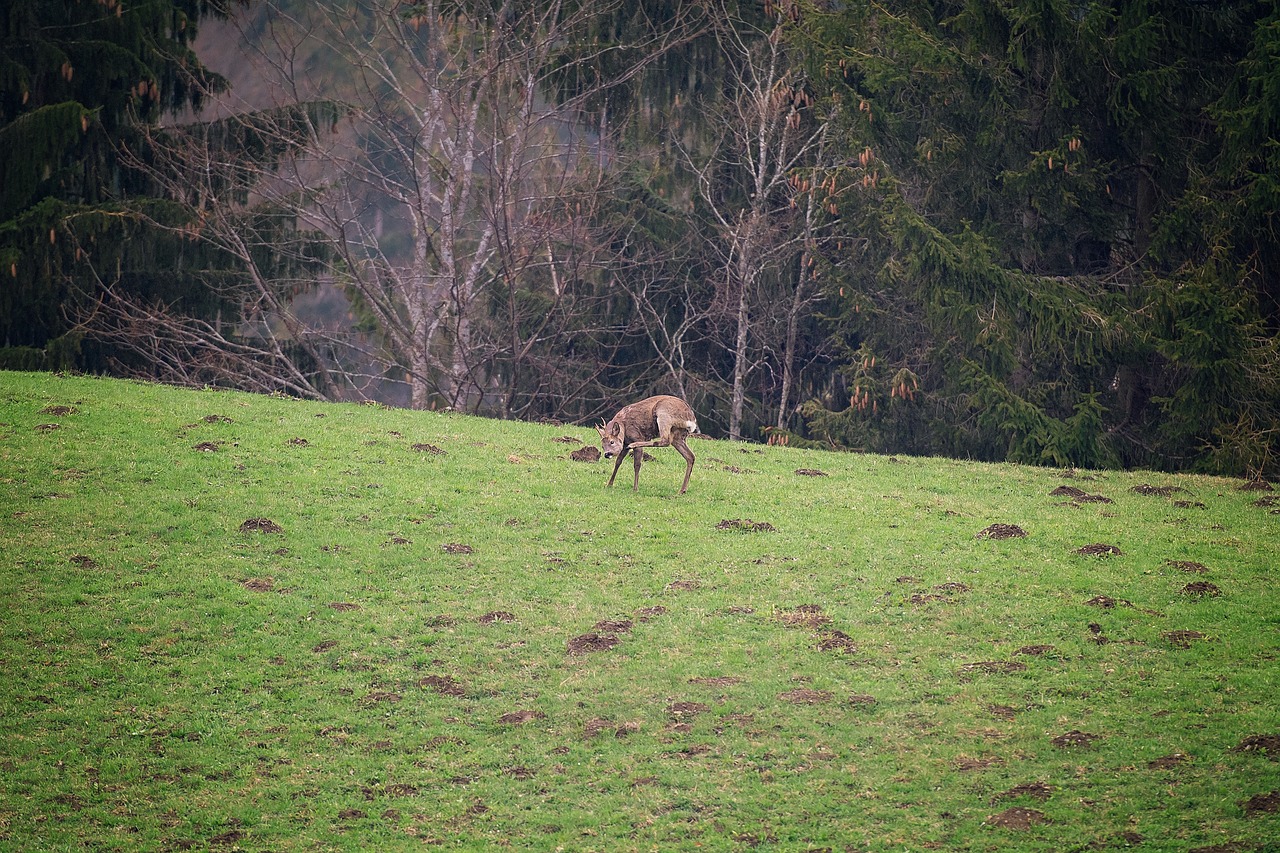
[793,0,1280,476]
[0,0,234,369]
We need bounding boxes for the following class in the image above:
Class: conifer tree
[0,0,235,371]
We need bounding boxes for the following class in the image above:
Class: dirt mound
[478,611,516,624]
[593,619,633,633]
[816,629,858,653]
[689,676,742,687]
[1131,483,1188,497]
[1050,485,1112,503]
[667,702,709,718]
[777,604,831,628]
[497,710,545,725]
[412,443,446,454]
[977,524,1026,539]
[1242,791,1280,815]
[1182,581,1222,597]
[40,405,77,416]
[1163,630,1209,649]
[569,446,599,462]
[552,436,581,444]
[418,675,465,696]
[778,689,832,705]
[716,518,776,532]
[1075,543,1122,556]
[241,577,275,592]
[986,807,1049,829]
[567,632,620,655]
[992,782,1052,803]
[1148,753,1189,769]
[1167,560,1209,573]
[240,518,283,534]
[442,543,474,554]
[1015,644,1055,656]
[1050,730,1100,748]
[1234,734,1280,758]
[794,468,828,477]
[635,606,666,622]
[328,602,361,612]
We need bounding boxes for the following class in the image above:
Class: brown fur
[597,395,698,494]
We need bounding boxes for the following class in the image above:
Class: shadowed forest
[3,0,1278,476]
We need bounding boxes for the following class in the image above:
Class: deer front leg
[606,447,630,488]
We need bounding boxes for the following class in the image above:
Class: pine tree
[0,0,234,370]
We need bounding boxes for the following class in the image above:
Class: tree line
[3,0,1277,476]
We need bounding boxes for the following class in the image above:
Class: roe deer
[597,395,698,494]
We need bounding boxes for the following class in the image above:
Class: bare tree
[78,0,704,412]
[686,9,840,440]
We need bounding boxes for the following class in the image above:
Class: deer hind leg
[606,447,630,488]
[672,431,695,494]
[631,444,644,491]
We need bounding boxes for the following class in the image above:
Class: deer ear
[610,421,624,438]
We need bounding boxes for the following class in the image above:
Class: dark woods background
[3,0,1278,477]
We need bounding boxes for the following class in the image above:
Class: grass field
[1,370,1277,852]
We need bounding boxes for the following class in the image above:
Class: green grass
[1,370,1277,852]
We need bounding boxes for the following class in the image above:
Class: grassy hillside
[1,371,1277,852]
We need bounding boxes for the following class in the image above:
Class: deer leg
[631,444,644,491]
[673,433,695,494]
[606,447,629,488]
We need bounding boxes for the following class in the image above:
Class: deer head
[597,418,625,459]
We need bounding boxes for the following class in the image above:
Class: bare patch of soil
[665,579,702,592]
[1236,479,1274,491]
[1235,734,1280,758]
[992,782,1053,803]
[286,437,309,447]
[1148,753,1190,770]
[986,807,1050,829]
[34,423,60,431]
[585,718,641,739]
[934,582,971,593]
[668,702,710,718]
[1163,630,1209,649]
[411,443,445,455]
[1076,543,1123,556]
[425,614,455,627]
[552,436,581,444]
[1050,730,1100,748]
[1242,791,1280,815]
[909,593,947,604]
[241,577,275,592]
[986,704,1020,721]
[193,441,221,452]
[240,517,283,534]
[794,468,828,477]
[817,629,858,653]
[40,405,77,416]
[1015,644,1055,656]
[567,632,620,655]
[848,694,877,707]
[497,709,545,725]
[593,619,633,633]
[442,543,474,554]
[1252,496,1280,508]
[203,415,233,424]
[1167,560,1209,573]
[336,808,366,822]
[1050,485,1112,503]
[959,661,1027,677]
[478,611,515,624]
[418,675,465,696]
[1131,483,1188,497]
[777,604,831,628]
[716,518,776,532]
[635,606,666,622]
[689,676,742,687]
[328,602,361,612]
[1085,595,1132,608]
[778,689,832,705]
[977,523,1027,539]
[1173,500,1208,509]
[69,554,98,569]
[569,446,599,462]
[360,691,402,707]
[1182,581,1222,597]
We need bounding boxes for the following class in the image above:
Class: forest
[3,0,1278,476]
